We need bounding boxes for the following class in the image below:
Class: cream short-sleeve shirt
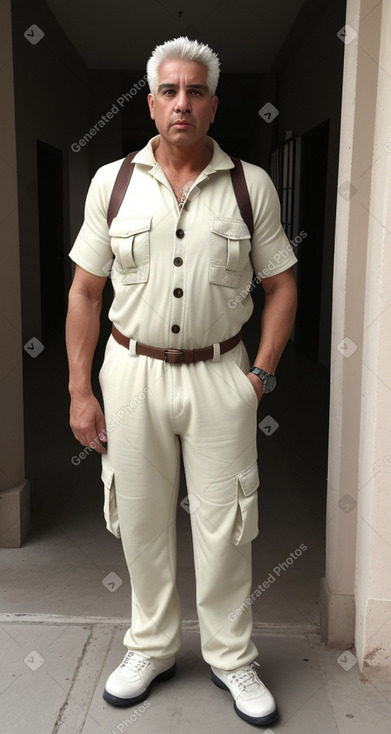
[69,135,297,348]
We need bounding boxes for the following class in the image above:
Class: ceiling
[43,0,308,73]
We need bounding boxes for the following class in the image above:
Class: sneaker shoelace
[226,661,263,692]
[120,651,151,674]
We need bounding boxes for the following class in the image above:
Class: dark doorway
[36,140,65,340]
[295,121,329,362]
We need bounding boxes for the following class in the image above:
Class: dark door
[36,140,65,340]
[295,122,329,362]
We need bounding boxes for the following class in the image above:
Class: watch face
[263,374,277,393]
[250,367,277,393]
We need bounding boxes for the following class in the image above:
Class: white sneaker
[211,661,278,726]
[103,650,176,706]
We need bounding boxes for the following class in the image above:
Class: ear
[147,93,155,120]
[210,95,219,123]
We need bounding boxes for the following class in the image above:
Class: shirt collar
[132,135,234,173]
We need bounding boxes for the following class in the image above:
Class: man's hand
[70,393,107,454]
[246,372,264,403]
[66,265,108,453]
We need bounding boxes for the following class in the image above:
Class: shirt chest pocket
[210,218,251,288]
[109,216,151,284]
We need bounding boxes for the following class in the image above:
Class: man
[66,36,297,727]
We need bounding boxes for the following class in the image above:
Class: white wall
[354,0,391,673]
[323,0,391,675]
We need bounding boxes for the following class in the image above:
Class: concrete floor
[1,327,390,732]
[2,621,391,734]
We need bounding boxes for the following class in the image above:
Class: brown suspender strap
[106,151,254,238]
[106,151,139,229]
[230,156,254,239]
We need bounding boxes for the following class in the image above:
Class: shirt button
[171,324,180,334]
[176,229,185,239]
[173,288,183,298]
[173,257,183,267]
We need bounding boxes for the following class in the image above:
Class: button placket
[171,216,186,338]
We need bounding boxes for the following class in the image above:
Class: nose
[175,90,191,113]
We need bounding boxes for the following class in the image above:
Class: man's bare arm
[65,264,108,453]
[246,267,298,401]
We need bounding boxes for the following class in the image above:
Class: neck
[154,137,212,173]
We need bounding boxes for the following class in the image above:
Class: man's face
[148,59,218,147]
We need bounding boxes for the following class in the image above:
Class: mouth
[172,120,192,128]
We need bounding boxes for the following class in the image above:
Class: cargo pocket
[108,216,151,284]
[210,217,251,288]
[232,463,259,545]
[101,458,121,538]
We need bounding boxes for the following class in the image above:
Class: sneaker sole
[103,663,176,707]
[211,669,278,726]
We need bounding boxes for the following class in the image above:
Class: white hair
[147,36,220,96]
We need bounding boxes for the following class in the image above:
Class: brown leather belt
[111,325,242,365]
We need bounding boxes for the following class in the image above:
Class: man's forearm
[65,291,102,397]
[252,274,297,374]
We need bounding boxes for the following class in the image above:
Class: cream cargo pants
[99,335,260,670]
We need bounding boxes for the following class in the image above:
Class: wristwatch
[249,367,277,394]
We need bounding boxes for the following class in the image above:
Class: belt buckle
[164,348,184,365]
